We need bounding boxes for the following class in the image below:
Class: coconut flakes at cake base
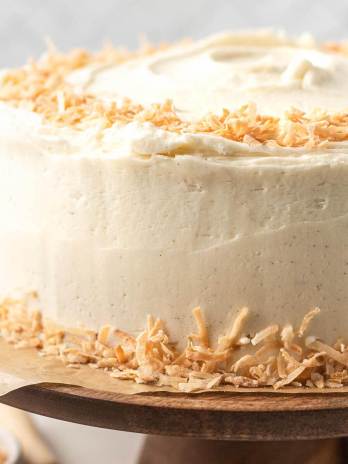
[0,294,348,392]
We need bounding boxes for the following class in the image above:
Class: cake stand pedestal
[1,384,348,463]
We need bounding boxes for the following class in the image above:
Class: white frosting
[78,30,348,119]
[1,143,348,345]
[2,30,348,159]
[1,31,348,346]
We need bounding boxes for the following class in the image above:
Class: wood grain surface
[139,436,346,464]
[1,383,348,440]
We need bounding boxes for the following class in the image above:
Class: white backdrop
[1,0,348,66]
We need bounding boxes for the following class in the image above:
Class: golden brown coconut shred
[2,42,348,148]
[1,293,348,392]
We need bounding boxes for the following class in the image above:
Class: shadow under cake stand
[1,384,348,463]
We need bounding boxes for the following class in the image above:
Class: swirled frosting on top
[78,30,348,119]
[2,30,348,157]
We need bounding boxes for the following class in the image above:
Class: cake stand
[1,384,348,463]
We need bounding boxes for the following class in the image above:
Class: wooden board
[1,384,348,440]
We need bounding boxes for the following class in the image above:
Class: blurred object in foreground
[0,427,21,464]
[0,405,56,464]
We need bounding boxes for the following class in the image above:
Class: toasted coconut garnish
[311,372,325,389]
[251,324,279,346]
[114,329,136,348]
[277,352,288,379]
[190,307,209,348]
[325,380,344,388]
[217,307,249,351]
[281,324,302,355]
[114,345,127,364]
[232,341,278,374]
[274,365,307,389]
[1,295,348,391]
[306,338,348,366]
[281,324,294,346]
[224,374,259,388]
[97,325,112,345]
[280,348,301,370]
[178,374,223,393]
[297,307,321,338]
[186,344,230,363]
[2,43,348,148]
[323,41,348,56]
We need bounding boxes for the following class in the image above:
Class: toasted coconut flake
[178,374,223,393]
[237,336,250,346]
[325,380,343,388]
[114,345,127,363]
[302,352,325,368]
[277,352,288,379]
[224,375,259,388]
[280,348,301,370]
[311,372,325,389]
[290,381,303,387]
[157,373,183,388]
[232,354,257,373]
[148,318,162,338]
[2,44,348,147]
[330,369,348,382]
[280,324,294,345]
[97,325,112,346]
[206,374,224,389]
[165,364,188,377]
[190,307,209,348]
[146,314,154,333]
[306,338,348,366]
[177,380,201,393]
[232,341,278,374]
[217,307,249,351]
[114,329,136,347]
[298,307,321,338]
[1,295,348,391]
[186,344,229,362]
[251,324,279,346]
[274,365,307,389]
[110,369,138,380]
[97,357,118,368]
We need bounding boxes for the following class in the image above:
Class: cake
[1,30,348,390]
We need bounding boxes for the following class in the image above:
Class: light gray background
[1,0,348,67]
[1,0,347,462]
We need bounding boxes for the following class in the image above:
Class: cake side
[1,31,348,389]
[1,146,348,347]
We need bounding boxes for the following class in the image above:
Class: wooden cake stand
[1,384,348,463]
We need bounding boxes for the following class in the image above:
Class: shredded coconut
[2,44,348,148]
[1,294,348,391]
[297,307,320,337]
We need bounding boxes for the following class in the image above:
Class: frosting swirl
[82,30,348,119]
[2,30,348,157]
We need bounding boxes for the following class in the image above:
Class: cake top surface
[81,30,348,119]
[2,30,348,157]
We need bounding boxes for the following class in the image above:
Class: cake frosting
[81,30,348,118]
[1,31,348,389]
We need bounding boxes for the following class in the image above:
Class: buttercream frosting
[0,31,348,350]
